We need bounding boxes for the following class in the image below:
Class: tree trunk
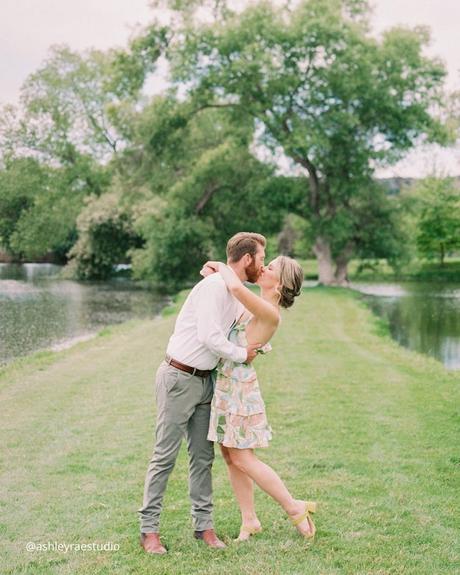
[278,219,296,256]
[334,242,354,286]
[334,258,350,286]
[440,242,445,266]
[313,236,335,285]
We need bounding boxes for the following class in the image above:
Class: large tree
[0,36,168,262]
[115,95,305,290]
[0,46,119,261]
[0,35,167,165]
[0,155,109,261]
[151,0,450,284]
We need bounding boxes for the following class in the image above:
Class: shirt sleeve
[195,280,248,363]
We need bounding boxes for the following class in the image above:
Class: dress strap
[237,310,253,325]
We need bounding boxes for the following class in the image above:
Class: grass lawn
[1,288,459,574]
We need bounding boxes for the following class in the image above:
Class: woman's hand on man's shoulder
[199,261,221,277]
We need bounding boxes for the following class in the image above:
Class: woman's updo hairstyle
[276,256,304,309]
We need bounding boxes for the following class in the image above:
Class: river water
[0,263,169,365]
[352,281,460,370]
[1,264,459,370]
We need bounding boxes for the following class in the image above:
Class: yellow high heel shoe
[289,501,317,539]
[235,524,263,542]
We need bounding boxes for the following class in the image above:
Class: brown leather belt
[165,355,212,379]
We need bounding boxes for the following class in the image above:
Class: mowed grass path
[1,288,459,575]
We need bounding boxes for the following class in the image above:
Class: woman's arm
[204,261,279,326]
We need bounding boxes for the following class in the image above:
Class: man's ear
[243,253,252,266]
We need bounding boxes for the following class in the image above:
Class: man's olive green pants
[139,361,215,533]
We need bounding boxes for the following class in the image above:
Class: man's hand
[245,342,262,363]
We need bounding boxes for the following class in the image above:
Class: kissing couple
[138,232,317,554]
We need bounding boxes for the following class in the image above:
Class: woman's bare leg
[227,447,313,536]
[220,446,261,536]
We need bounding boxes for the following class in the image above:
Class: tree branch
[195,182,221,214]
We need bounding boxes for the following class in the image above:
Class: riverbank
[299,257,460,283]
[1,288,459,575]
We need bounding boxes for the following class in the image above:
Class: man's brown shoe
[194,529,226,549]
[140,532,167,554]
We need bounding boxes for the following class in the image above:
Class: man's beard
[245,257,261,283]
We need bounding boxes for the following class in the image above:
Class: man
[139,232,266,554]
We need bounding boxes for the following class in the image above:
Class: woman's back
[243,310,280,347]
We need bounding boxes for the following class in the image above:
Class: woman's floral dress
[207,316,273,449]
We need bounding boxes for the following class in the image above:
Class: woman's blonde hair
[275,256,304,309]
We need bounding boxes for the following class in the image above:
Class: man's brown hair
[226,232,266,263]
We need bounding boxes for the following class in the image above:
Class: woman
[201,256,317,542]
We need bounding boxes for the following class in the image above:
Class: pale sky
[0,0,459,177]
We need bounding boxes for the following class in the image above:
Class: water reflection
[353,282,460,370]
[0,263,169,365]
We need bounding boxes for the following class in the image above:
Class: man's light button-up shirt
[166,273,247,370]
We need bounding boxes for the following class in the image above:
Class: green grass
[298,257,460,282]
[1,288,459,574]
